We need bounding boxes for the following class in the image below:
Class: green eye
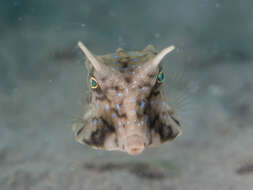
[90,77,98,89]
[157,71,164,82]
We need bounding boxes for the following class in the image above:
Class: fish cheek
[145,112,181,146]
[73,117,116,149]
[157,118,181,143]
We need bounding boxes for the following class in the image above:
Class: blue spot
[105,104,110,110]
[133,58,139,62]
[134,119,137,123]
[117,93,122,97]
[130,98,136,102]
[116,104,120,110]
[138,53,142,56]
[151,129,155,134]
[131,64,136,68]
[96,102,99,107]
[163,113,167,120]
[98,119,102,124]
[144,115,149,122]
[112,113,116,118]
[124,67,128,71]
[141,101,145,108]
[161,101,166,107]
[93,119,97,125]
[131,71,136,75]
[142,87,147,92]
[151,100,154,105]
[114,55,119,58]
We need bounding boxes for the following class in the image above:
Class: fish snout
[125,135,145,155]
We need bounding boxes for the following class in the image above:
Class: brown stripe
[149,114,159,129]
[159,123,173,142]
[112,108,127,118]
[101,117,115,132]
[90,128,105,147]
[76,126,84,136]
[171,116,181,126]
[124,76,131,83]
[95,96,106,101]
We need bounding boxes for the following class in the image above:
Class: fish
[72,41,182,155]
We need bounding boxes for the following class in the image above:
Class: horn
[141,45,175,75]
[151,45,175,68]
[78,41,104,72]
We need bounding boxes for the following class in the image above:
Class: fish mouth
[125,135,145,155]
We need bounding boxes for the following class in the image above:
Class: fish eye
[157,71,164,83]
[89,76,98,89]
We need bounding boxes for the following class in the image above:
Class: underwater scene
[0,0,253,189]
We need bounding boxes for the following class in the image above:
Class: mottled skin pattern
[72,42,182,155]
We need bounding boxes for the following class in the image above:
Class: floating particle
[129,52,135,56]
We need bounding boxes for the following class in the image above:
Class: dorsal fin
[143,44,156,53]
[116,48,129,58]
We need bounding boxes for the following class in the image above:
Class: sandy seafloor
[1,1,253,190]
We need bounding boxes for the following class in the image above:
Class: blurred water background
[0,0,253,190]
